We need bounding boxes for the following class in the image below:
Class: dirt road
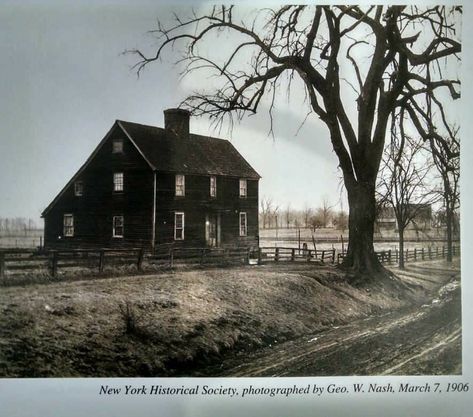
[199,265,461,377]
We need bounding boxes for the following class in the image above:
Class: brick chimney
[164,108,190,139]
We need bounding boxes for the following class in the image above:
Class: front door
[205,214,219,247]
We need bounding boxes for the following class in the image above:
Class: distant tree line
[259,197,348,232]
[0,217,41,235]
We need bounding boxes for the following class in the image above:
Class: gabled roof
[117,120,261,179]
[42,119,260,216]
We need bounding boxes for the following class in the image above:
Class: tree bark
[446,202,453,263]
[342,181,382,275]
[398,226,405,269]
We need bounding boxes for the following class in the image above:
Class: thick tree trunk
[398,226,405,270]
[446,204,453,263]
[342,181,383,276]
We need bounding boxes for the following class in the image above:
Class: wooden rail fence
[0,244,461,281]
[337,245,460,265]
[258,247,335,263]
[0,248,145,279]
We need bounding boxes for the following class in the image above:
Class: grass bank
[0,260,459,377]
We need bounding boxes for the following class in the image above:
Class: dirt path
[197,264,461,377]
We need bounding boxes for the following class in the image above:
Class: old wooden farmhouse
[42,109,260,251]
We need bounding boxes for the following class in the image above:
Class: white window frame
[239,212,247,237]
[74,181,84,197]
[239,178,247,198]
[113,215,124,238]
[112,138,124,153]
[175,174,185,196]
[210,176,217,198]
[113,172,124,192]
[174,212,185,240]
[63,214,74,237]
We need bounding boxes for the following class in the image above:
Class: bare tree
[333,211,348,233]
[378,120,438,269]
[428,126,460,262]
[302,204,312,228]
[271,204,280,229]
[309,213,324,231]
[316,198,335,228]
[284,203,292,228]
[259,196,273,229]
[130,5,461,278]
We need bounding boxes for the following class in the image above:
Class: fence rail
[0,244,461,282]
[258,246,335,263]
[0,246,255,280]
[0,248,145,279]
[337,245,460,265]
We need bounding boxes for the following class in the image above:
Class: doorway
[205,214,220,247]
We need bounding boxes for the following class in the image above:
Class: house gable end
[41,121,154,217]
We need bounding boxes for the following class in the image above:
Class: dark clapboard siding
[43,111,260,251]
[44,126,154,249]
[155,173,259,248]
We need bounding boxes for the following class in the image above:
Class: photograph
[0,1,470,416]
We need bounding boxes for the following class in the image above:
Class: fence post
[258,247,262,264]
[169,248,174,268]
[200,248,206,265]
[291,248,295,261]
[99,250,105,273]
[0,251,5,279]
[442,245,445,258]
[275,247,280,262]
[395,248,398,263]
[406,249,409,264]
[246,247,251,264]
[50,250,58,278]
[436,246,439,258]
[332,248,336,263]
[414,248,417,261]
[137,248,144,271]
[388,249,392,265]
[307,249,312,262]
[422,248,425,261]
[428,246,432,260]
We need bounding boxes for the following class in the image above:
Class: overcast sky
[0,1,462,226]
[0,0,347,225]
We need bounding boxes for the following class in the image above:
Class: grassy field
[0,230,43,249]
[0,260,458,377]
[259,226,453,252]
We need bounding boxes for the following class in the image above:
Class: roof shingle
[118,120,260,179]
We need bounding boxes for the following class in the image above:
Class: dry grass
[0,260,457,377]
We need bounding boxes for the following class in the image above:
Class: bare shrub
[118,300,140,335]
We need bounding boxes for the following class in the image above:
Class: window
[74,181,83,196]
[113,216,124,238]
[239,179,247,198]
[113,172,124,192]
[63,214,74,237]
[239,212,247,237]
[210,176,217,197]
[174,212,185,240]
[112,138,123,153]
[175,174,185,196]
